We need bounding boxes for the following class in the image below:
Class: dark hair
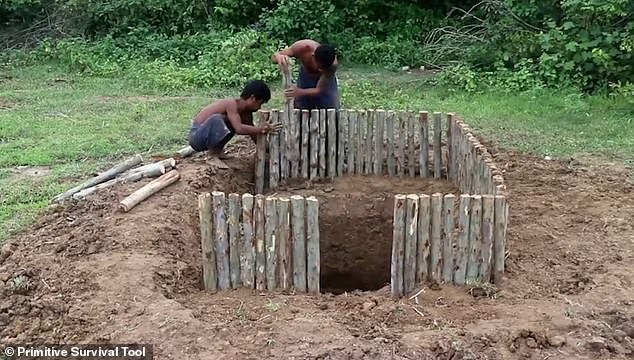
[241,79,271,102]
[314,44,336,69]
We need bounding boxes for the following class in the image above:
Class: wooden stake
[198,193,217,292]
[290,109,300,178]
[118,170,180,212]
[228,193,241,288]
[291,195,307,292]
[255,111,269,193]
[433,112,442,178]
[128,158,176,175]
[480,195,495,281]
[407,111,416,177]
[306,196,320,293]
[319,108,326,178]
[466,195,483,282]
[254,194,266,290]
[374,109,386,175]
[446,113,453,181]
[365,109,374,175]
[310,109,319,180]
[212,191,231,290]
[279,110,289,182]
[429,193,443,282]
[386,111,396,176]
[73,171,145,200]
[453,195,471,285]
[416,194,431,283]
[391,194,406,298]
[269,110,280,189]
[301,109,310,179]
[327,108,337,179]
[241,193,255,288]
[277,197,292,289]
[265,197,278,290]
[397,111,406,177]
[347,110,357,174]
[419,111,429,177]
[54,154,143,202]
[356,110,366,175]
[176,146,195,158]
[404,194,419,294]
[337,109,347,176]
[493,195,507,284]
[441,194,455,283]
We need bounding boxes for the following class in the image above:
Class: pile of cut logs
[51,145,196,212]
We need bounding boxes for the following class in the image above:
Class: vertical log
[289,108,299,179]
[347,110,357,174]
[291,195,307,292]
[391,194,406,298]
[453,195,471,285]
[480,195,495,281]
[277,197,292,289]
[446,113,453,181]
[301,109,310,179]
[268,110,280,189]
[407,111,416,177]
[419,111,429,178]
[397,111,406,177]
[255,111,269,193]
[404,194,419,294]
[356,110,366,174]
[212,191,230,290]
[466,195,483,282]
[493,195,507,284]
[319,108,327,178]
[441,194,455,283]
[278,109,289,182]
[254,194,266,290]
[429,193,443,282]
[306,196,320,293]
[433,112,442,178]
[228,193,241,288]
[416,194,431,283]
[198,193,217,292]
[265,197,278,290]
[337,109,347,176]
[327,108,337,179]
[309,109,319,180]
[373,109,385,175]
[364,109,374,175]
[386,111,396,176]
[240,193,255,288]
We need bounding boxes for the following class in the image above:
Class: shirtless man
[272,39,340,110]
[188,79,282,169]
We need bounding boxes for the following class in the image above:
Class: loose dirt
[1,138,633,359]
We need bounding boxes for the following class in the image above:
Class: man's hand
[284,86,303,99]
[260,120,283,134]
[275,54,290,71]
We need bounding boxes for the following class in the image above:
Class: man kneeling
[188,79,282,168]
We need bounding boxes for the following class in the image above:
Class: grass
[1,63,633,243]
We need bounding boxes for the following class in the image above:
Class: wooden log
[301,109,310,178]
[466,195,483,282]
[327,108,337,179]
[282,66,296,180]
[419,111,429,177]
[479,195,495,281]
[198,193,217,292]
[291,195,307,292]
[290,109,300,178]
[493,195,507,284]
[429,193,443,282]
[278,110,289,182]
[364,109,374,175]
[53,154,143,202]
[337,109,347,176]
[347,110,357,174]
[129,158,176,175]
[277,197,292,289]
[118,170,180,212]
[391,194,406,298]
[416,194,431,283]
[241,193,255,288]
[269,110,280,189]
[446,113,453,182]
[73,171,145,200]
[386,111,396,176]
[374,109,385,175]
[228,193,241,288]
[306,196,320,293]
[441,194,455,283]
[176,146,195,158]
[453,195,471,285]
[407,111,416,177]
[254,194,266,290]
[265,197,278,290]
[404,194,419,294]
[397,111,406,177]
[433,112,442,178]
[310,109,319,180]
[212,191,231,290]
[356,110,366,175]
[255,111,269,193]
[319,108,327,178]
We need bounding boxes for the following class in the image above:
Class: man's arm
[243,112,258,143]
[291,64,337,98]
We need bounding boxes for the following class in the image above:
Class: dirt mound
[1,139,634,359]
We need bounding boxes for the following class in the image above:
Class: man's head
[313,44,337,72]
[241,79,271,111]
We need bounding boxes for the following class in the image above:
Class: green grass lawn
[1,64,633,242]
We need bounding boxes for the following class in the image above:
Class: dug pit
[270,175,459,295]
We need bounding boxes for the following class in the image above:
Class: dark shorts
[296,65,340,110]
[188,114,235,152]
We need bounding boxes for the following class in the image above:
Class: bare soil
[1,139,633,360]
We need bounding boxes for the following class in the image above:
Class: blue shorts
[296,65,340,110]
[188,114,235,152]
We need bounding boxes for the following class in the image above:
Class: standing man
[272,39,340,110]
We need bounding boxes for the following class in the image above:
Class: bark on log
[177,146,195,158]
[118,170,179,212]
[129,158,176,174]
